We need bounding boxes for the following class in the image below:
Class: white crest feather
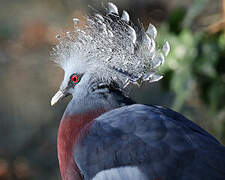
[149,74,163,83]
[121,10,130,23]
[152,52,165,69]
[56,34,60,40]
[162,41,170,56]
[108,2,119,14]
[52,3,169,89]
[127,25,137,44]
[146,24,157,39]
[73,18,79,25]
[142,33,152,50]
[143,72,155,81]
[95,14,104,22]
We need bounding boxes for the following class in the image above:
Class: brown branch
[208,19,225,34]
[223,0,225,19]
[207,0,225,33]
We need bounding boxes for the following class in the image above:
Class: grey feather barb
[51,2,170,89]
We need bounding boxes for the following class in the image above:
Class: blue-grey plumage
[75,104,225,180]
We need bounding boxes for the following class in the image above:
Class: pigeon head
[50,72,82,106]
[51,2,170,106]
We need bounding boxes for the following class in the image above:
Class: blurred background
[0,0,224,179]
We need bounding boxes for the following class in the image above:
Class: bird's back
[74,104,225,180]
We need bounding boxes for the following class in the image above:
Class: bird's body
[57,79,225,180]
[50,2,225,180]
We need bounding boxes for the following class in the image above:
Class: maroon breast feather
[57,109,105,180]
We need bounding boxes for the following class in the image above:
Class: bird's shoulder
[93,104,220,146]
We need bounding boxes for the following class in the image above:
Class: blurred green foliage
[157,3,225,143]
[160,9,225,112]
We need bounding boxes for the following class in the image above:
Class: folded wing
[74,104,225,180]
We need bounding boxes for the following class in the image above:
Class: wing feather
[74,104,225,180]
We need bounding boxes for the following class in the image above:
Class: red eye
[71,75,79,83]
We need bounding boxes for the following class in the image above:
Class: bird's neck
[57,82,134,180]
[57,109,105,180]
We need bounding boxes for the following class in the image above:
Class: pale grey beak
[51,90,65,106]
